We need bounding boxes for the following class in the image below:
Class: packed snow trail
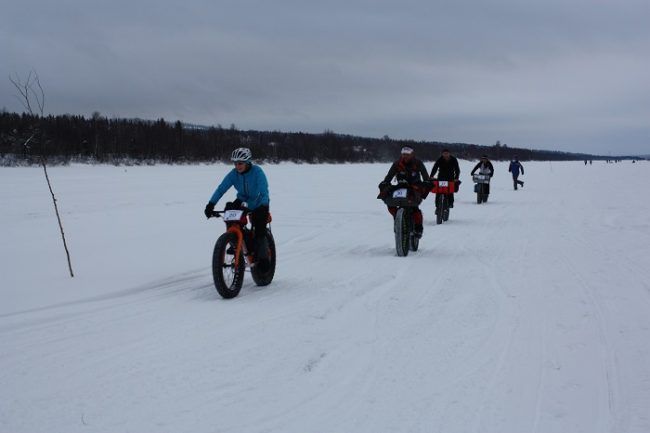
[1,161,649,433]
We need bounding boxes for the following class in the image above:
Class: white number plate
[223,210,244,221]
[392,188,408,198]
[438,181,449,187]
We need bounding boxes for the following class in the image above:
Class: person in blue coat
[204,147,271,268]
[508,157,525,190]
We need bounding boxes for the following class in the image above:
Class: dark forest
[1,112,604,165]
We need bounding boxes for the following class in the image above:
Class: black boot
[414,224,423,238]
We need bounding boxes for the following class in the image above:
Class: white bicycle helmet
[231,147,252,162]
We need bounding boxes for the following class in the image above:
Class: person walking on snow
[509,157,525,190]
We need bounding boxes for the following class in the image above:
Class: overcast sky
[1,0,648,155]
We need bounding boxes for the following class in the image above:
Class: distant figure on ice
[584,160,588,165]
[509,157,525,190]
[378,146,430,238]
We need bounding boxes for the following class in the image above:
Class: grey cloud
[1,0,648,155]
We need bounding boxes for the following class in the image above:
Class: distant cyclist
[204,147,271,270]
[471,154,494,188]
[508,157,525,190]
[471,154,495,198]
[471,154,494,178]
[378,146,430,237]
[430,149,460,208]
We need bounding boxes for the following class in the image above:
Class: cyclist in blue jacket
[204,147,271,268]
[508,157,525,190]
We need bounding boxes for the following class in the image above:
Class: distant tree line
[1,111,605,166]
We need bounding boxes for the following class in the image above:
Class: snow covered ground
[1,160,649,433]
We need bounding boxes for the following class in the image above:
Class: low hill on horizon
[1,111,627,165]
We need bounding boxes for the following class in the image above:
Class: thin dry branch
[10,71,74,278]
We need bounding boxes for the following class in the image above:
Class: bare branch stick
[41,159,74,277]
[10,71,74,277]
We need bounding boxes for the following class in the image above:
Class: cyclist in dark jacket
[508,157,525,190]
[378,146,430,237]
[430,149,460,207]
[471,155,494,194]
[471,155,494,177]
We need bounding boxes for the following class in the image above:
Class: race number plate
[223,210,244,221]
[392,188,408,198]
[438,181,449,187]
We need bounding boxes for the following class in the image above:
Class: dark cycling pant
[250,205,270,240]
[387,206,423,226]
[226,201,270,259]
[474,182,490,194]
[434,193,454,207]
[434,194,454,209]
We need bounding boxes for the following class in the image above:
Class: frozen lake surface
[1,160,649,433]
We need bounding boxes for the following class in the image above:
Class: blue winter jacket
[509,160,524,177]
[209,164,270,210]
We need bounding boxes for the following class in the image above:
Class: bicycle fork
[227,226,255,269]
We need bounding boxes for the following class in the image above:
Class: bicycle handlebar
[210,208,250,218]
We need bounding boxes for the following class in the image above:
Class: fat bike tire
[251,230,276,286]
[442,196,450,222]
[213,232,245,299]
[409,233,419,251]
[435,195,443,224]
[394,208,409,257]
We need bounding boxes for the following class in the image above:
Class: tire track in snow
[557,247,625,432]
[0,270,209,333]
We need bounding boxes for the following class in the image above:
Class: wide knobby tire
[394,208,409,257]
[442,195,451,221]
[251,229,276,286]
[213,232,245,299]
[409,233,419,251]
[435,195,444,224]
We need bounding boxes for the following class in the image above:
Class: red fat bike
[210,208,276,299]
